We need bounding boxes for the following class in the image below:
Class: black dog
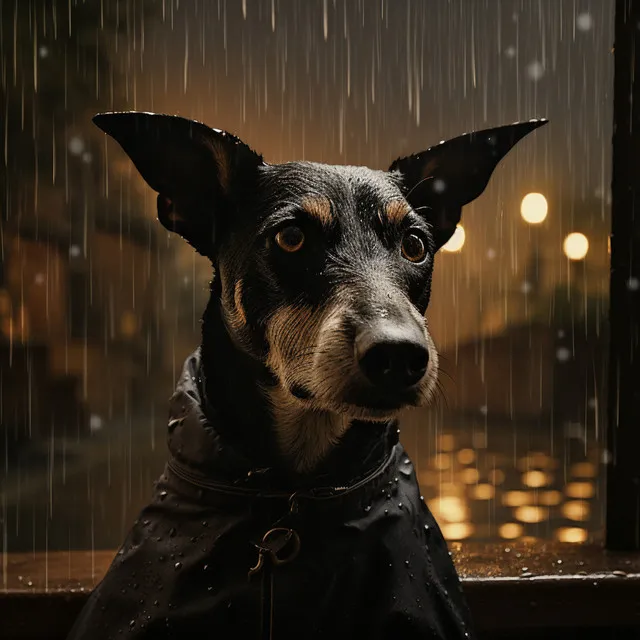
[67,113,546,640]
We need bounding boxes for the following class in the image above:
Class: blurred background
[0,0,613,554]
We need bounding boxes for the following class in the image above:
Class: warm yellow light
[514,505,549,523]
[562,500,590,522]
[499,523,523,540]
[441,522,474,540]
[570,462,596,478]
[556,527,588,543]
[489,469,506,485]
[565,482,594,499]
[471,484,495,500]
[429,496,468,523]
[539,490,563,506]
[442,225,465,252]
[518,452,554,471]
[503,491,530,507]
[520,192,548,224]
[432,453,452,470]
[563,232,589,260]
[460,468,480,484]
[522,470,551,488]
[437,434,455,452]
[457,449,476,465]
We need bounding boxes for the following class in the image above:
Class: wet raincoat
[67,350,476,640]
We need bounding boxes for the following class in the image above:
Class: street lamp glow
[442,225,466,253]
[520,192,548,224]
[563,232,589,261]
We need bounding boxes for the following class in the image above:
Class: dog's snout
[356,322,429,390]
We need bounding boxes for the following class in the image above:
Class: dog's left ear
[389,119,548,250]
[93,111,263,257]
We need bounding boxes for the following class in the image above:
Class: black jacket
[67,351,476,640]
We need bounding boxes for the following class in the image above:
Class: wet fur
[93,112,547,478]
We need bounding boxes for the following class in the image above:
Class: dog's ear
[93,111,263,257]
[389,119,548,250]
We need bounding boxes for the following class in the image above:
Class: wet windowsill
[2,542,640,639]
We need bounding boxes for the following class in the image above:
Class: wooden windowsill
[1,541,639,639]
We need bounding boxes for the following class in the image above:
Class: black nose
[356,323,429,390]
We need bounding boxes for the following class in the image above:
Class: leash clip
[248,527,301,578]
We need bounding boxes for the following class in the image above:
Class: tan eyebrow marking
[300,195,333,227]
[380,199,412,225]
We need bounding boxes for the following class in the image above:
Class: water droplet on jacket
[405,560,410,567]
[169,528,177,537]
[424,524,430,531]
[174,562,183,570]
[398,502,403,509]
[154,600,160,607]
[129,620,136,628]
[364,505,372,512]
[384,509,389,515]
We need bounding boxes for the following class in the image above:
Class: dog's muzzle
[355,319,429,392]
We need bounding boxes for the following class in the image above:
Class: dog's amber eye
[401,232,427,263]
[275,226,305,253]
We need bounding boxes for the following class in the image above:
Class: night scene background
[0,0,613,556]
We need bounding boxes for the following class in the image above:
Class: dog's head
[94,113,546,428]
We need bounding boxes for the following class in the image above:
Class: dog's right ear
[93,111,263,257]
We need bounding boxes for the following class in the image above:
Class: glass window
[1,0,613,554]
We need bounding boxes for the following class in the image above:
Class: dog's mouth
[287,381,423,420]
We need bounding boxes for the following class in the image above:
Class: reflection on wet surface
[402,417,604,545]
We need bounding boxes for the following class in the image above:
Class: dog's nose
[356,323,429,390]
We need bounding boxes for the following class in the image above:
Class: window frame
[605,0,640,553]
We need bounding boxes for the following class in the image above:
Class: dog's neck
[199,297,393,485]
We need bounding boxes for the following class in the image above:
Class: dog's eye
[275,225,305,253]
[401,231,427,263]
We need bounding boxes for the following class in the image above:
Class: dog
[67,112,546,640]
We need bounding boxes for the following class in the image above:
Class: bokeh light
[563,232,589,260]
[520,192,548,224]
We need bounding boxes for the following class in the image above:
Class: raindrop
[89,415,104,432]
[68,136,85,155]
[526,60,545,81]
[433,179,446,193]
[576,13,594,32]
